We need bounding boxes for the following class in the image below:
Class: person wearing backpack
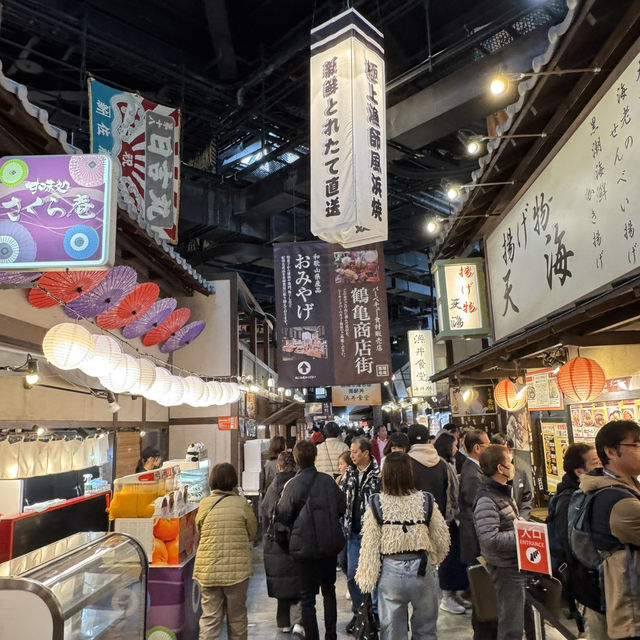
[577,420,640,640]
[275,440,347,640]
[473,444,524,640]
[355,452,451,639]
[546,443,603,635]
[315,421,348,477]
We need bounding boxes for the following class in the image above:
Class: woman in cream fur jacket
[356,452,451,640]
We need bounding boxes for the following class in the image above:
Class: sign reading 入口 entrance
[310,8,387,248]
[515,520,552,575]
[274,241,391,387]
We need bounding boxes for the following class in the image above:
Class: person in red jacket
[371,425,388,465]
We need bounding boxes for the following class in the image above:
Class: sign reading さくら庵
[0,154,116,270]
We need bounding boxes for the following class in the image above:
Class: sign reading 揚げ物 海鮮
[0,154,116,270]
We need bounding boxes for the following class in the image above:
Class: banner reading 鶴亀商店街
[88,79,180,244]
[274,241,391,387]
[310,8,387,248]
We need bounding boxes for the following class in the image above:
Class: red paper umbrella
[28,270,109,309]
[142,308,191,347]
[96,282,160,329]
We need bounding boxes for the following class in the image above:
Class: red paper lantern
[494,379,526,412]
[556,356,605,402]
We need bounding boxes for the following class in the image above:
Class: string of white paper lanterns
[42,323,241,407]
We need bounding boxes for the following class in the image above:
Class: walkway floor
[215,548,478,639]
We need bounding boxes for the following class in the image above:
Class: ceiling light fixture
[426,219,439,234]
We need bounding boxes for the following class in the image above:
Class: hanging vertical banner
[408,330,436,397]
[310,8,387,248]
[274,241,391,386]
[432,257,490,339]
[88,79,180,244]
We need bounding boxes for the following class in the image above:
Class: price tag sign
[515,520,552,575]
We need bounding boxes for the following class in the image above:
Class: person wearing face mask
[473,445,523,640]
[490,433,532,519]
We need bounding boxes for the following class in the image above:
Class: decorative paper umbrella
[0,221,37,263]
[556,356,605,402]
[0,271,42,286]
[142,308,190,347]
[96,283,160,329]
[122,298,177,339]
[159,321,206,353]
[65,266,137,319]
[28,270,108,309]
[493,379,527,412]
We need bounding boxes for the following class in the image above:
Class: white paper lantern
[42,323,94,370]
[207,381,223,406]
[217,382,232,405]
[130,358,157,396]
[144,366,173,402]
[159,376,186,406]
[183,376,207,407]
[78,335,122,378]
[195,382,212,407]
[100,354,140,394]
[227,382,242,403]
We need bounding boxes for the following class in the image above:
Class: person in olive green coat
[194,463,258,640]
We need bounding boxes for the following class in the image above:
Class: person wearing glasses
[579,420,640,640]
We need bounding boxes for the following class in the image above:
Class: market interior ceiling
[0,0,569,340]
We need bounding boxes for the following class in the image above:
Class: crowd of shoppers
[192,418,640,640]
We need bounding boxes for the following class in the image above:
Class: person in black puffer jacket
[473,444,523,640]
[260,451,302,634]
[276,440,346,640]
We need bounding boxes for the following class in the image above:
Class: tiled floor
[216,547,567,639]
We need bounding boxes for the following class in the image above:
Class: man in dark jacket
[276,440,347,640]
[340,436,380,634]
[490,433,533,519]
[546,443,602,633]
[474,444,523,640]
[407,424,449,515]
[458,429,490,566]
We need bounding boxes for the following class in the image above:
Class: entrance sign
[274,241,391,387]
[432,258,490,339]
[88,79,180,244]
[0,154,116,270]
[310,8,387,248]
[486,51,640,340]
[332,384,381,406]
[515,521,552,575]
[408,330,435,397]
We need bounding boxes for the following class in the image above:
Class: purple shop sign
[0,154,116,270]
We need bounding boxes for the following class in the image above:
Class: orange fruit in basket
[166,537,179,564]
[152,537,168,564]
[153,518,180,541]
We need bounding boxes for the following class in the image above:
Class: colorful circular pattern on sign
[0,222,37,263]
[69,155,106,187]
[0,159,29,186]
[63,225,100,260]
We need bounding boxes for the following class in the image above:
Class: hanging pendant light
[78,334,122,378]
[42,323,94,370]
[129,358,157,396]
[144,366,173,402]
[556,356,605,402]
[100,354,140,394]
[493,379,527,412]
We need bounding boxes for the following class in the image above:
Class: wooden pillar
[248,316,258,357]
[262,321,272,368]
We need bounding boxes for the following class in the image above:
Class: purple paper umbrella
[159,321,206,353]
[0,221,37,264]
[0,271,42,286]
[65,265,137,319]
[121,297,177,339]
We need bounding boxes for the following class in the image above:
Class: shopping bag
[354,593,378,640]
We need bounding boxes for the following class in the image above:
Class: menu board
[541,422,569,490]
[525,368,563,411]
[571,399,638,442]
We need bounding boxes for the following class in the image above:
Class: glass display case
[0,531,147,640]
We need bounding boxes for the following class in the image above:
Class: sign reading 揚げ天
[88,79,180,244]
[310,8,387,248]
[432,258,490,339]
[408,330,435,397]
[0,154,116,270]
[486,50,640,341]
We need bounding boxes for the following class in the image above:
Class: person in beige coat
[194,463,258,640]
[315,422,348,477]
